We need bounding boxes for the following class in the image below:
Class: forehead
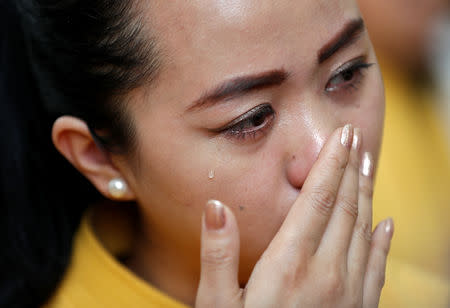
[144,0,360,106]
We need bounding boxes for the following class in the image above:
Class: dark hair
[0,0,160,306]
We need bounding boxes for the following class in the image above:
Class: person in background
[358,1,450,307]
[429,15,450,136]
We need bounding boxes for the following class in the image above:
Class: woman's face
[119,0,384,280]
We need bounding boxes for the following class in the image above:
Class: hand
[195,125,394,308]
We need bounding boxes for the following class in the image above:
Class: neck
[92,203,200,306]
[124,220,201,306]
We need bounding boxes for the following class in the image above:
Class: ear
[52,116,136,201]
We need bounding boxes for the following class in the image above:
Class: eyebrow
[186,18,364,112]
[318,18,365,64]
[186,69,288,112]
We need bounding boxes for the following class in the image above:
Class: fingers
[278,124,353,255]
[317,127,362,260]
[362,218,394,308]
[196,200,242,308]
[347,152,374,280]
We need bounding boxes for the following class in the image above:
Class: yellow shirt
[374,65,450,308]
[42,211,189,308]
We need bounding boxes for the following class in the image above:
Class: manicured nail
[341,124,353,148]
[385,217,394,236]
[361,152,373,177]
[352,128,361,150]
[205,200,225,230]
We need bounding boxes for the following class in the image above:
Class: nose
[284,114,344,190]
[285,129,322,189]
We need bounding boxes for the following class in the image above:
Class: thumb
[195,200,242,308]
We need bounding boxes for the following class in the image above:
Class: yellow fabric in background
[374,65,450,308]
[42,212,189,308]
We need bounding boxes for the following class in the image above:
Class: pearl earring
[108,178,128,199]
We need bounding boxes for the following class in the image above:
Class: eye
[219,103,275,141]
[325,57,374,93]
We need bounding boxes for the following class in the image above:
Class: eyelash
[219,104,275,141]
[325,57,374,93]
[218,57,373,142]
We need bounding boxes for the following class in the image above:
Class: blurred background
[357,1,450,307]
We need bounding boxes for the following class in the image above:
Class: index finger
[276,124,353,256]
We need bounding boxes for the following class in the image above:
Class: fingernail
[361,152,374,177]
[341,124,353,148]
[352,128,361,150]
[384,217,394,236]
[205,200,225,230]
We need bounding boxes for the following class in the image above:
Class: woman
[0,0,392,307]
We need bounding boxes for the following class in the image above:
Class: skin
[52,0,386,306]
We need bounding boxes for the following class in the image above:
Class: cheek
[136,135,212,208]
[206,144,292,225]
[133,129,295,269]
[208,148,296,266]
[131,110,292,242]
